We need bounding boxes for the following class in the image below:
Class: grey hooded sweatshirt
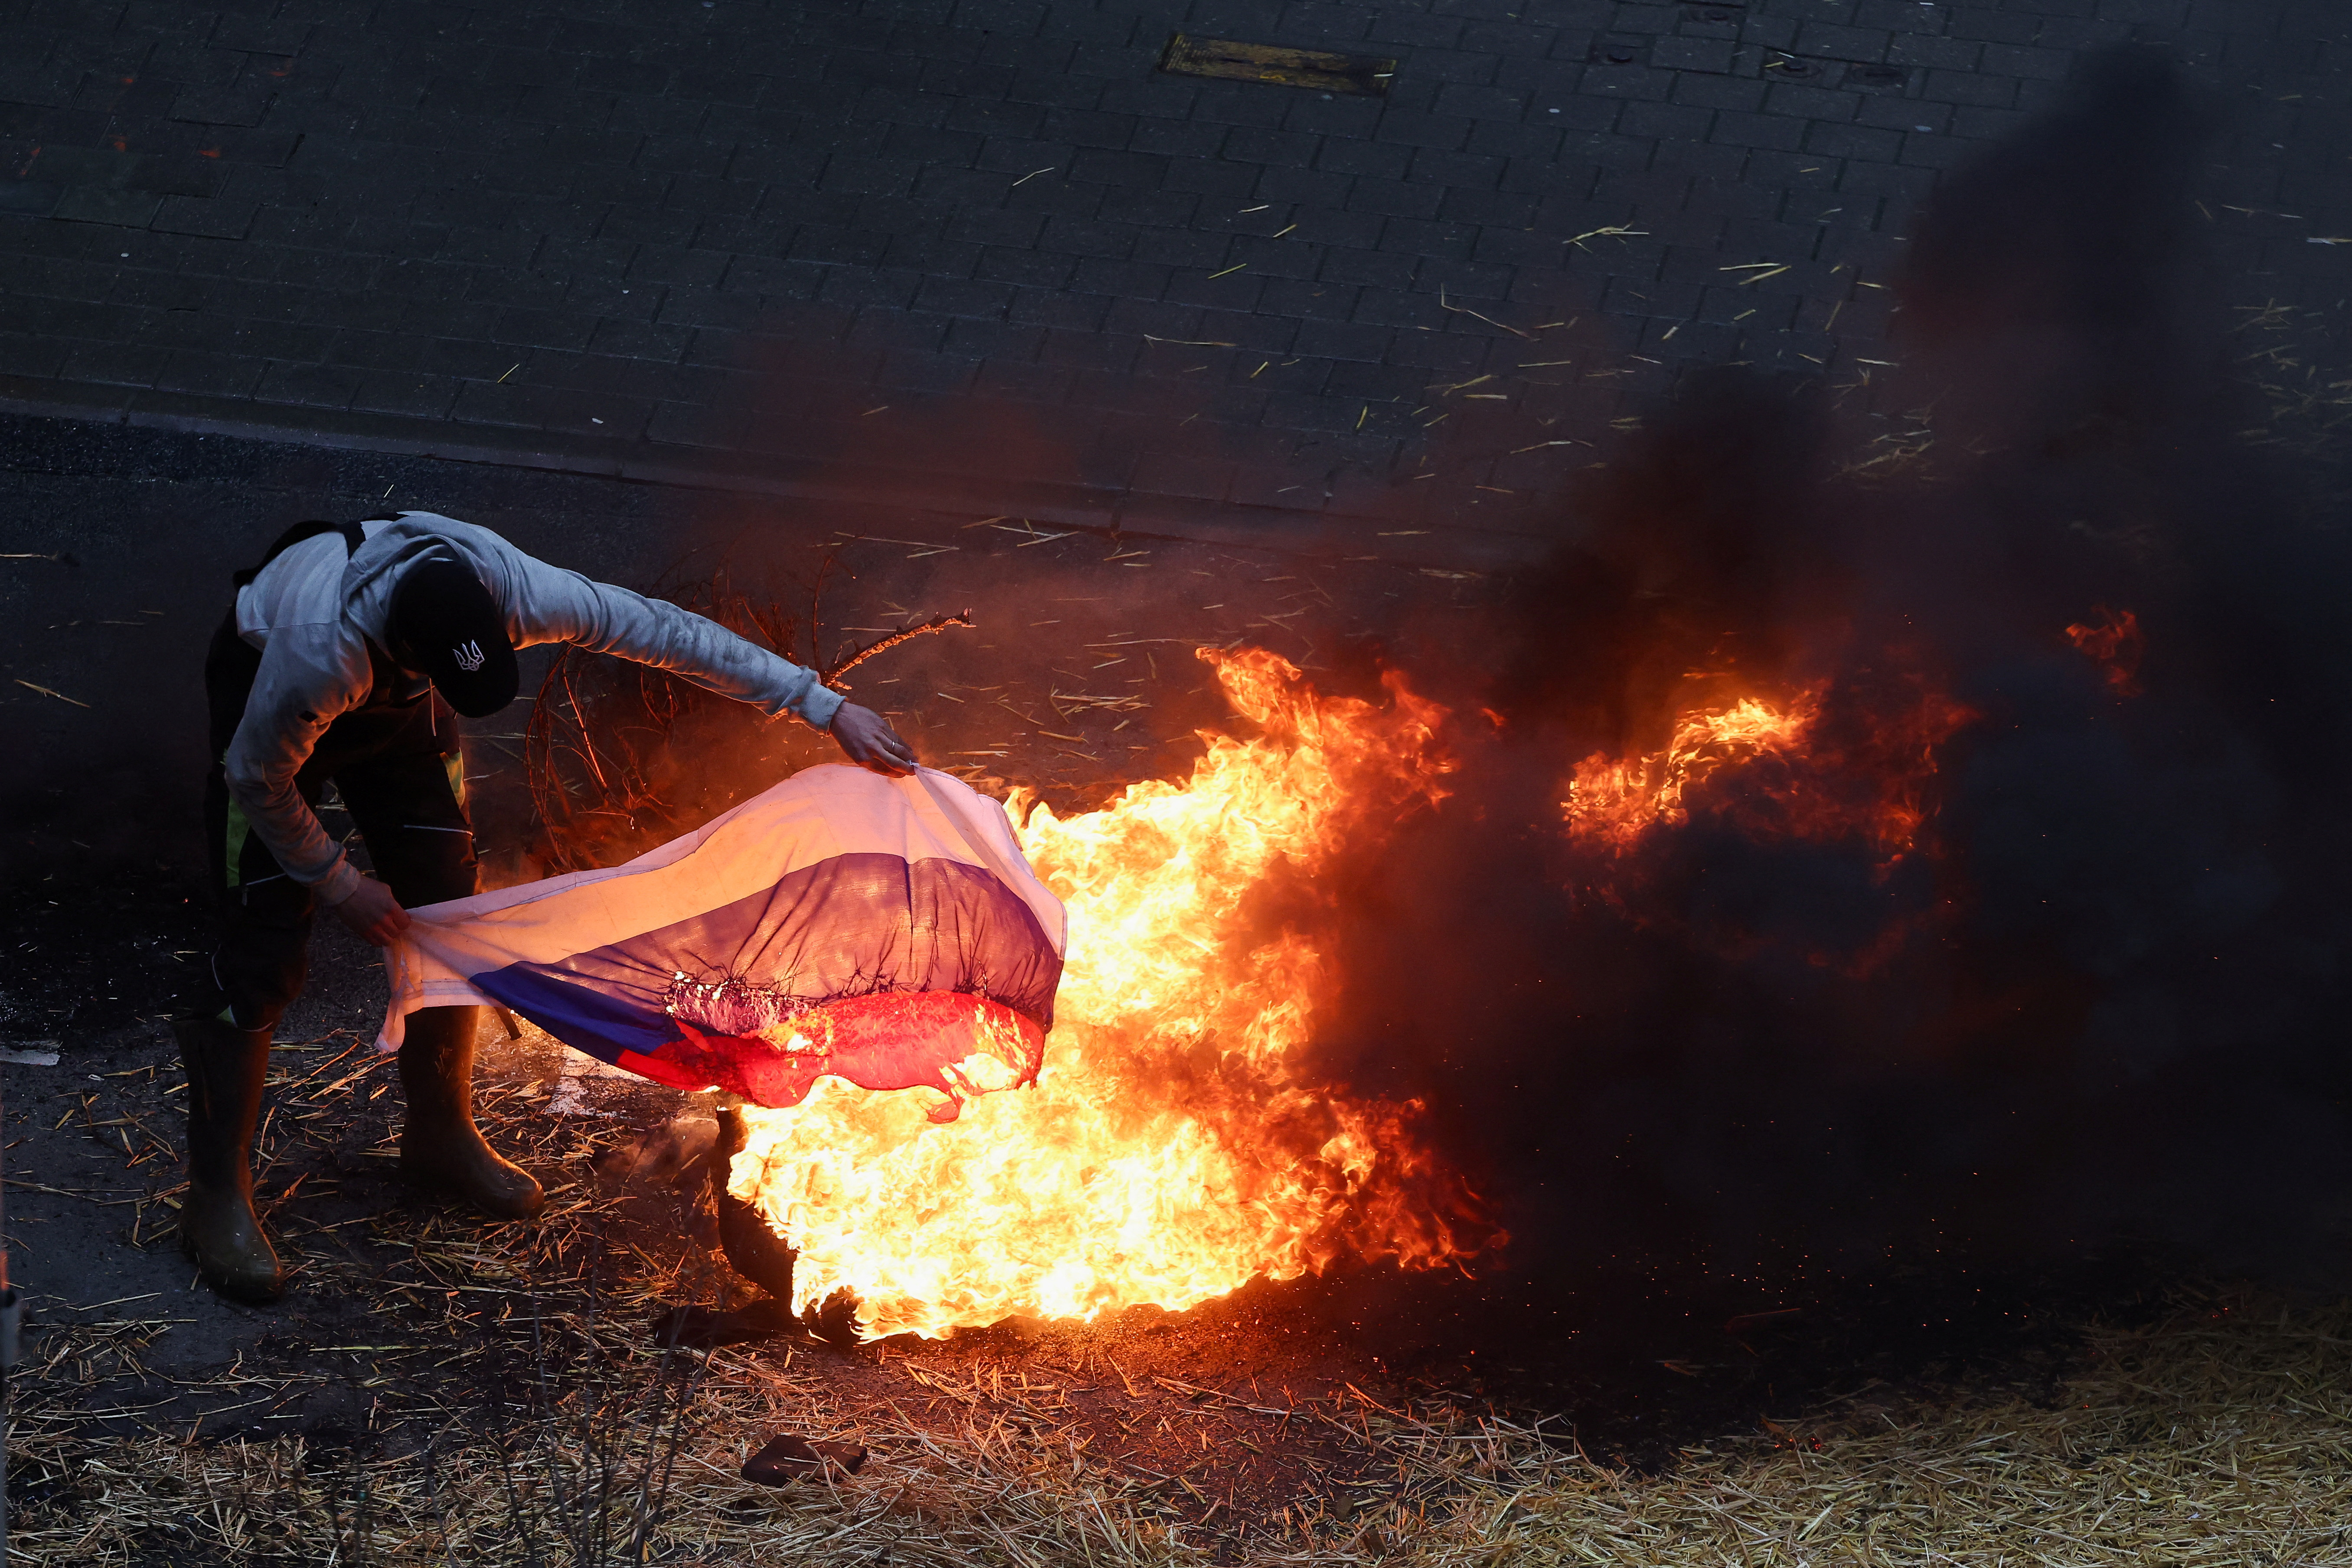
[227,512,845,908]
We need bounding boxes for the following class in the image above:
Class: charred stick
[823,611,977,689]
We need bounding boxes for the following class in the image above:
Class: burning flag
[381,765,1066,1120]
[727,649,1493,1339]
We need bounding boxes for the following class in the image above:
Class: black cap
[389,556,518,717]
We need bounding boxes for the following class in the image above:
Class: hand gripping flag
[381,766,1066,1120]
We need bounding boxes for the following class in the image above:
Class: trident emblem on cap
[452,640,486,673]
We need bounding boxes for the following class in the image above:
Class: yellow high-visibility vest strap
[222,791,252,889]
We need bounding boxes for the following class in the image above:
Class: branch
[821,611,976,689]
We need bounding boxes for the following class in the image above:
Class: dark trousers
[198,613,477,1032]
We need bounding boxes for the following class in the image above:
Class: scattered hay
[8,1282,2349,1564]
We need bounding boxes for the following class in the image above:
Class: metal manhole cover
[1159,34,1398,96]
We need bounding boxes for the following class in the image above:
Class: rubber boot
[176,1016,286,1304]
[398,1004,544,1220]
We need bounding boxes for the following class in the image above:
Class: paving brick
[1836,158,1939,201]
[1437,186,1541,232]
[1949,104,2031,140]
[1920,66,2018,107]
[490,305,599,351]
[1383,325,1500,375]
[1160,154,1259,199]
[1652,37,1738,73]
[154,347,268,396]
[0,329,67,376]
[586,316,692,361]
[0,178,62,217]
[1289,314,1390,362]
[1251,273,1357,323]
[1805,120,1905,160]
[1309,137,1408,183]
[1710,109,1809,151]
[1577,64,1675,101]
[1346,177,1449,222]
[1767,82,1866,122]
[1650,138,1749,180]
[350,371,465,418]
[1895,130,1984,170]
[1980,42,2076,80]
[1246,164,1348,208]
[1321,238,1422,294]
[1160,262,1264,309]
[1944,8,2055,46]
[1352,286,1452,330]
[1621,101,1718,141]
[1194,305,1299,353]
[54,186,163,227]
[1380,216,1482,264]
[1046,212,1157,262]
[1795,22,1894,62]
[1861,96,1951,134]
[1672,72,1770,112]
[61,337,169,386]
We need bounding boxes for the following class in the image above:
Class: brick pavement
[1,0,2348,558]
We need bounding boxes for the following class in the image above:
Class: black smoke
[1313,48,2352,1290]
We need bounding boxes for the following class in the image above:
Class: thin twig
[822,611,977,690]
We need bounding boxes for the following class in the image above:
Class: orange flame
[1565,694,1820,852]
[730,648,1490,1339]
[1563,678,1973,863]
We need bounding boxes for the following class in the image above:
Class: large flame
[729,648,1489,1339]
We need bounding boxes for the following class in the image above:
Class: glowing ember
[2065,606,2145,696]
[730,648,1490,1339]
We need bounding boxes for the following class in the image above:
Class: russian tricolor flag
[382,766,1067,1120]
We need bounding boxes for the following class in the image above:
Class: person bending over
[181,511,916,1303]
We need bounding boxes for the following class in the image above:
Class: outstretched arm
[480,534,927,771]
[509,570,849,731]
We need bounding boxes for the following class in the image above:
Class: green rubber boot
[398,1005,544,1220]
[176,1016,286,1304]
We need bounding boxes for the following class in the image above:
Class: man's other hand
[329,878,412,947]
[830,702,918,777]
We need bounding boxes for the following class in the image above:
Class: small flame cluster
[1564,694,1820,853]
[1563,676,1976,869]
